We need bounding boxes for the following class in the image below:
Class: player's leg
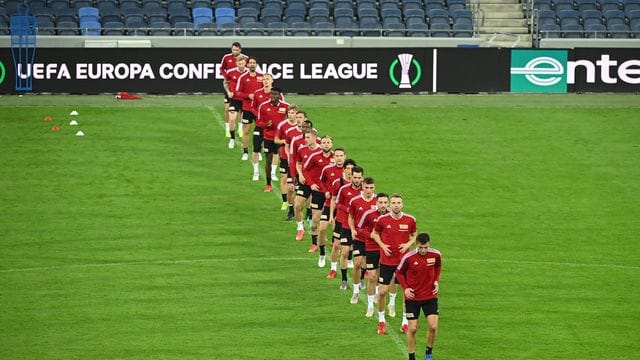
[251,127,263,180]
[327,221,341,279]
[425,299,439,360]
[263,141,275,192]
[405,303,419,359]
[339,227,352,291]
[227,101,240,149]
[388,280,398,318]
[308,191,325,253]
[317,207,331,267]
[270,148,279,181]
[285,179,295,220]
[293,185,310,240]
[241,112,255,160]
[349,241,365,304]
[377,264,395,334]
[365,250,380,317]
[223,96,230,137]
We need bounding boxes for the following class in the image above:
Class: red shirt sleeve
[395,254,410,289]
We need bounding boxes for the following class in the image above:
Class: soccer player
[302,135,334,253]
[235,56,263,160]
[219,42,242,138]
[316,147,347,267]
[281,111,308,221]
[371,194,417,335]
[275,105,299,213]
[250,74,282,180]
[223,55,248,149]
[395,233,441,360]
[256,88,289,192]
[326,159,356,279]
[359,192,391,317]
[334,166,365,290]
[289,112,315,224]
[293,128,322,241]
[347,176,378,304]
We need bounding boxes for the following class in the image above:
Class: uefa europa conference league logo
[0,60,6,85]
[510,50,568,93]
[389,53,422,89]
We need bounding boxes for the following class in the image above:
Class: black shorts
[263,139,279,154]
[310,191,326,211]
[352,240,366,257]
[252,127,264,153]
[228,99,242,112]
[333,221,342,242]
[405,298,439,320]
[340,226,353,246]
[365,250,380,270]
[223,93,229,104]
[241,111,256,124]
[279,158,289,175]
[320,206,331,222]
[296,184,311,199]
[378,263,398,285]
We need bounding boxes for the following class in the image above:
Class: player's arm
[433,254,442,294]
[235,76,248,100]
[399,231,417,253]
[348,212,357,239]
[296,156,305,184]
[395,261,413,299]
[371,228,390,256]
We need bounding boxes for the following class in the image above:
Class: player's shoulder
[378,212,392,220]
[402,213,417,222]
[428,248,441,256]
[349,194,363,204]
[398,249,419,267]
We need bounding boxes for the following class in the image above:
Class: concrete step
[478,4,523,11]
[481,39,534,48]
[478,26,530,33]
[480,11,527,19]
[477,0,521,4]
[482,18,527,27]
[478,33,533,47]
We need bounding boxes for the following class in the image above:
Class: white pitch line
[355,289,407,356]
[448,257,640,270]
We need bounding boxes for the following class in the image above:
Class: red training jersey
[219,52,240,77]
[303,151,334,193]
[276,120,298,160]
[359,208,390,251]
[348,195,378,242]
[296,145,322,182]
[224,67,248,101]
[251,87,285,116]
[319,164,344,207]
[335,183,362,226]
[373,212,417,266]
[235,71,264,112]
[395,248,442,301]
[257,100,289,141]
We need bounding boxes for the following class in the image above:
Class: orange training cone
[44,116,52,121]
[51,125,60,131]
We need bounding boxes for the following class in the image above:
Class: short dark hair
[232,42,241,48]
[334,147,345,154]
[416,232,430,244]
[271,87,283,94]
[391,193,403,200]
[344,159,357,167]
[377,192,389,199]
[247,56,257,62]
[352,165,364,175]
[303,119,313,127]
[363,177,375,184]
[297,111,308,118]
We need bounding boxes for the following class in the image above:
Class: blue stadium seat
[57,20,80,35]
[192,0,212,8]
[142,0,163,9]
[238,8,259,24]
[243,21,265,36]
[215,0,235,9]
[407,22,429,37]
[358,8,379,20]
[218,22,237,35]
[333,0,355,10]
[608,22,630,37]
[173,21,195,36]
[291,21,312,36]
[405,8,427,22]
[314,21,335,36]
[603,9,625,26]
[430,22,451,37]
[149,21,172,36]
[49,0,71,10]
[336,17,358,37]
[309,8,330,24]
[80,20,102,35]
[73,0,93,9]
[197,23,217,36]
[146,8,167,24]
[78,7,100,24]
[557,9,580,26]
[598,0,621,13]
[266,21,287,36]
[539,23,561,37]
[120,0,141,10]
[552,0,575,11]
[561,23,583,37]
[384,22,405,36]
[360,17,381,36]
[428,9,450,24]
[310,0,330,11]
[579,9,602,25]
[215,7,236,26]
[534,0,553,11]
[583,22,606,37]
[103,21,125,35]
[575,0,598,11]
[452,22,473,37]
[193,7,214,29]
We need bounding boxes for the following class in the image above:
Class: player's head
[376,192,389,212]
[320,135,333,153]
[343,159,356,179]
[270,87,282,104]
[263,73,273,87]
[362,177,375,197]
[300,118,313,132]
[351,166,364,187]
[235,55,247,69]
[333,147,345,166]
[287,104,298,120]
[390,194,404,215]
[297,112,309,126]
[247,56,257,72]
[305,129,318,146]
[231,42,242,55]
[416,232,431,255]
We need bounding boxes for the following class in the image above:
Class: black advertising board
[0,47,637,94]
[0,48,434,94]
[436,48,510,93]
[572,48,640,93]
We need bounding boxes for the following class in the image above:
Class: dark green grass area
[1,94,639,359]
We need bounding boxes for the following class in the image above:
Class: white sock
[252,162,259,173]
[353,283,360,294]
[389,292,397,305]
[296,221,304,231]
[271,164,277,175]
[367,295,375,307]
[378,311,386,323]
[331,262,338,271]
[402,313,408,325]
[225,123,230,131]
[375,285,380,295]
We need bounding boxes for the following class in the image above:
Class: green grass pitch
[1,94,639,359]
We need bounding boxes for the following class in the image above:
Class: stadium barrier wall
[0,47,638,94]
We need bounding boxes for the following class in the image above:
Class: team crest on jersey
[278,107,287,113]
[257,76,263,81]
[427,258,436,264]
[399,224,409,230]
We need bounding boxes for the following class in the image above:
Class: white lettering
[282,63,294,79]
[597,54,617,84]
[102,63,114,79]
[58,64,70,79]
[567,59,596,84]
[76,63,87,79]
[140,63,155,79]
[618,60,640,84]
